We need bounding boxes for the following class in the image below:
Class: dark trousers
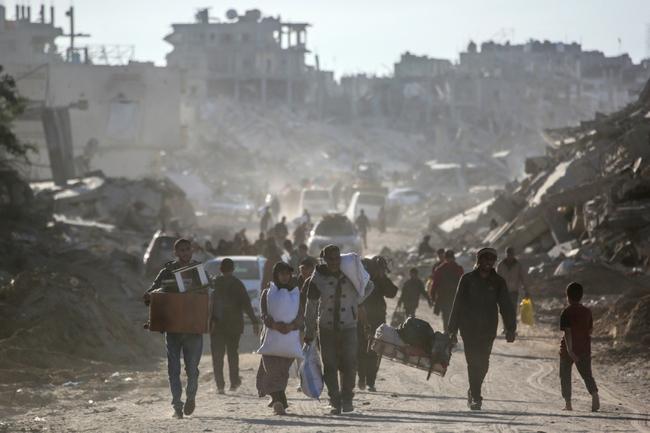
[357,322,381,387]
[510,292,519,312]
[320,327,357,407]
[210,329,241,389]
[462,334,494,402]
[165,332,203,410]
[436,301,452,333]
[560,355,598,400]
[404,303,417,317]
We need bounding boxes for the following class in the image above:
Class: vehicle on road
[306,214,363,257]
[299,188,334,218]
[203,255,267,318]
[346,191,386,223]
[143,230,177,277]
[387,188,426,207]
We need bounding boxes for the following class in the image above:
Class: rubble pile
[594,287,650,346]
[0,180,163,386]
[30,173,196,233]
[0,265,156,383]
[440,79,650,279]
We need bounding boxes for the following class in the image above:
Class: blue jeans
[165,332,203,410]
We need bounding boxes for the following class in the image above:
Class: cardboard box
[149,292,210,334]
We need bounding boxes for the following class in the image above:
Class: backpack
[397,317,435,354]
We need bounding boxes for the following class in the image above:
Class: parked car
[207,194,255,221]
[345,191,386,223]
[203,255,267,318]
[307,214,363,257]
[387,188,426,207]
[143,230,177,277]
[299,188,333,218]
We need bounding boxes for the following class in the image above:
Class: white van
[346,191,385,223]
[299,188,333,217]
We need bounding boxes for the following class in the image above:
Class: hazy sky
[16,0,650,76]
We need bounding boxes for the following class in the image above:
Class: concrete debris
[30,172,196,233]
[441,78,650,273]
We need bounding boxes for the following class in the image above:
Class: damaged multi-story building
[165,8,310,105]
[1,4,182,182]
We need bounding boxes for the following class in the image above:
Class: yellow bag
[520,297,535,326]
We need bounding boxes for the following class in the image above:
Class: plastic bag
[520,296,535,326]
[299,341,323,399]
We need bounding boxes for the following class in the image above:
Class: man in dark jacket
[143,238,205,419]
[357,256,398,392]
[447,247,516,411]
[210,258,260,394]
[430,250,464,332]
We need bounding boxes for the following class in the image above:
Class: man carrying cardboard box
[143,238,204,419]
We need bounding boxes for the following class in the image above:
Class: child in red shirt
[559,282,599,412]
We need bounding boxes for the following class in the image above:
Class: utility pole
[63,7,90,63]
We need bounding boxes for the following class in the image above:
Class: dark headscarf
[272,261,295,290]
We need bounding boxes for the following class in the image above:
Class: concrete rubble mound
[30,172,197,233]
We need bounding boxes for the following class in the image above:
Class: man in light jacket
[496,246,529,309]
[303,245,374,415]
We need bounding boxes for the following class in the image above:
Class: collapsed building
[1,4,182,182]
[440,78,650,274]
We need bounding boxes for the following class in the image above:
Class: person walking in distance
[398,267,431,317]
[447,247,516,411]
[430,250,464,332]
[496,246,529,313]
[210,258,260,394]
[142,238,204,419]
[303,245,374,414]
[559,282,600,412]
[357,256,398,392]
[355,209,371,250]
[260,206,273,234]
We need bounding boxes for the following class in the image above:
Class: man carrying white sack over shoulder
[303,244,374,415]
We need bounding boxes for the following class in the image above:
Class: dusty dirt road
[3,298,649,433]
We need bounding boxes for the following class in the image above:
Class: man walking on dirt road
[143,238,204,419]
[304,245,374,414]
[447,247,516,411]
[210,258,260,394]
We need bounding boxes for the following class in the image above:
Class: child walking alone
[559,282,600,412]
[256,262,305,415]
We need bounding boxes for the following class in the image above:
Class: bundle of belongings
[370,317,452,378]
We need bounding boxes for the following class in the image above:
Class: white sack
[257,283,304,359]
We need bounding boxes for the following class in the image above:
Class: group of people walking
[144,234,600,419]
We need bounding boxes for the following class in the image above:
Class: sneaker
[183,399,195,416]
[367,385,377,392]
[342,401,354,413]
[469,400,482,411]
[273,401,286,415]
[172,407,184,419]
[217,388,225,395]
[358,378,366,390]
[591,393,600,412]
